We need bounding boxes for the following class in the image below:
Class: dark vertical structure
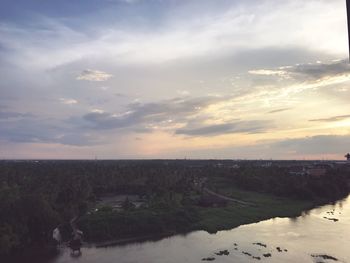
[347,0,350,60]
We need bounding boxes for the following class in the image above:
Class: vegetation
[0,160,349,258]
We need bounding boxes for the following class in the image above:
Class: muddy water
[48,196,350,263]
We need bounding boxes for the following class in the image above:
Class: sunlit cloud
[268,108,292,114]
[249,59,350,83]
[0,0,349,159]
[59,98,78,105]
[175,120,273,136]
[248,69,289,78]
[82,96,226,130]
[0,0,346,69]
[309,114,350,122]
[77,69,113,81]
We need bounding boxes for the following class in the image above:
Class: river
[47,195,350,263]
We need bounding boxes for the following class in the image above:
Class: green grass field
[194,186,313,233]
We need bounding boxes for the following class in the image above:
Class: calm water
[49,196,350,263]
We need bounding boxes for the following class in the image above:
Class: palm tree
[345,153,350,161]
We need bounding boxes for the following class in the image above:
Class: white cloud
[59,98,78,105]
[248,69,289,78]
[77,69,113,81]
[177,90,190,96]
[91,109,105,113]
[99,86,110,91]
[0,0,346,69]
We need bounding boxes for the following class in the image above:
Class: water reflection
[48,196,350,263]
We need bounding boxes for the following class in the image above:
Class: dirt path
[203,188,255,206]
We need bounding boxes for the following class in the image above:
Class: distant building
[306,167,327,178]
[231,164,240,169]
[192,176,207,190]
[261,162,272,167]
[288,166,306,176]
[215,163,224,168]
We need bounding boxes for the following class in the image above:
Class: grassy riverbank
[195,188,313,233]
[79,187,314,245]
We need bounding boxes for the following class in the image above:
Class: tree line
[0,160,349,257]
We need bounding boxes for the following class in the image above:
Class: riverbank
[80,188,316,248]
[195,188,314,233]
[35,195,350,263]
[3,191,343,263]
[2,159,348,260]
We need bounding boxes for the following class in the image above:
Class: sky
[0,0,350,160]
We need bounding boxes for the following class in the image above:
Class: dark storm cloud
[175,120,273,136]
[83,96,225,130]
[309,114,350,122]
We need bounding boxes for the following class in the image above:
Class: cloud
[285,60,350,80]
[59,98,78,105]
[82,96,225,130]
[248,69,288,77]
[0,0,346,69]
[99,86,110,91]
[77,69,113,81]
[54,133,101,146]
[268,108,292,114]
[309,114,350,122]
[0,1,349,158]
[0,115,100,146]
[175,120,273,136]
[273,134,350,155]
[177,90,190,96]
[173,134,350,159]
[116,0,140,3]
[0,110,33,119]
[249,60,350,83]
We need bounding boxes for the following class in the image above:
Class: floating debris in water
[275,246,288,252]
[311,254,338,261]
[215,250,229,256]
[323,217,339,222]
[263,253,272,257]
[252,256,261,260]
[233,243,238,246]
[242,251,252,257]
[253,242,267,248]
[202,257,215,261]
